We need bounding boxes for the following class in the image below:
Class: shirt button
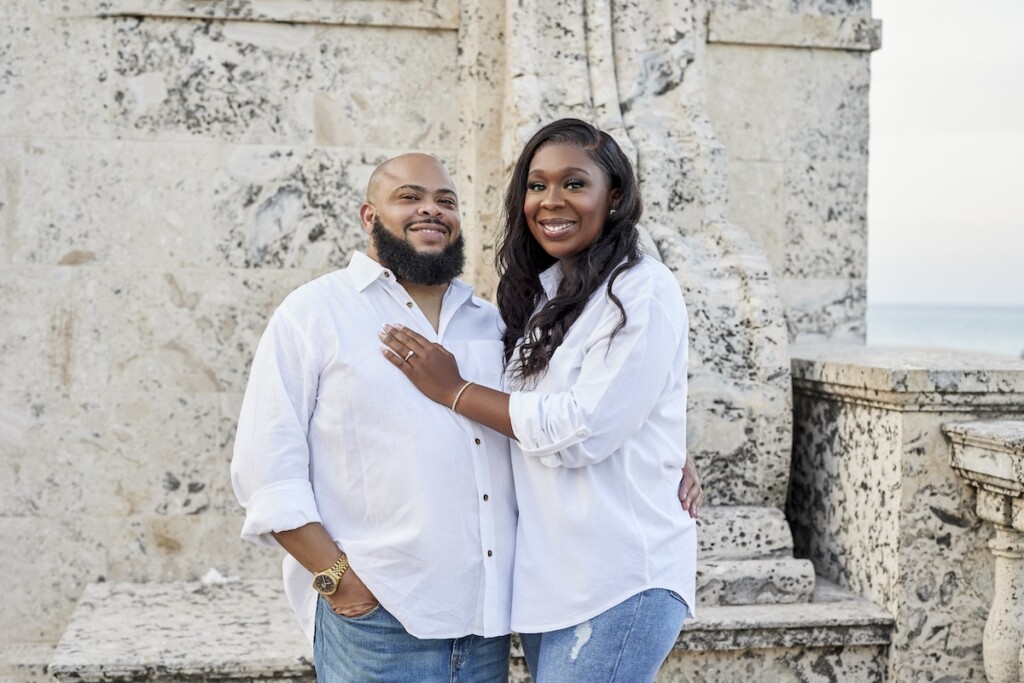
[483,494,489,501]
[487,550,493,557]
[383,272,390,278]
[474,438,481,445]
[406,302,413,308]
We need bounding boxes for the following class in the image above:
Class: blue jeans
[519,589,687,682]
[313,596,511,682]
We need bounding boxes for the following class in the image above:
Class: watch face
[313,573,337,595]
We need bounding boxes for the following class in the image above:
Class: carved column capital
[945,421,1024,683]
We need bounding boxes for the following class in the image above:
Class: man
[231,153,516,682]
[232,153,704,682]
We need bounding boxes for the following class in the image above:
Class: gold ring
[403,350,415,362]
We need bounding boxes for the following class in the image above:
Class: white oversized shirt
[507,255,697,632]
[231,251,516,644]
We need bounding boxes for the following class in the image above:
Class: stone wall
[0,0,879,664]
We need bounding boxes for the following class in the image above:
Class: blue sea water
[867,305,1024,359]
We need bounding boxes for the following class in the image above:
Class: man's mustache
[404,217,451,232]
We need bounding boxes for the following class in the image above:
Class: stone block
[64,268,311,394]
[0,14,115,140]
[109,17,318,144]
[310,27,458,150]
[697,558,816,605]
[2,140,382,270]
[0,268,79,393]
[105,17,458,148]
[697,505,795,560]
[706,46,870,165]
[0,390,243,518]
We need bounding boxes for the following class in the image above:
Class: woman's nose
[539,189,564,208]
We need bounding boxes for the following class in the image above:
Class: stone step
[697,505,796,560]
[696,558,816,605]
[50,578,892,683]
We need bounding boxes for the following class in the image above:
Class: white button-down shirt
[231,251,516,644]
[507,255,697,632]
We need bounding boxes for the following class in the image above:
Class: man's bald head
[366,153,455,205]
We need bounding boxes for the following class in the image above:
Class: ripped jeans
[519,589,687,682]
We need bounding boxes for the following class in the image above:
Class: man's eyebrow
[392,184,458,197]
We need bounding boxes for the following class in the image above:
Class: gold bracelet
[451,381,474,413]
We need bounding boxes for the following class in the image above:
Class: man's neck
[398,279,451,332]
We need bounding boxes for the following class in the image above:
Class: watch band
[320,555,349,579]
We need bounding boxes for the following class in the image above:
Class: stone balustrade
[945,420,1024,683]
[788,345,1024,682]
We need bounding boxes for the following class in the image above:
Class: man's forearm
[272,522,343,574]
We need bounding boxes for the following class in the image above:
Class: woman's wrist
[450,380,474,412]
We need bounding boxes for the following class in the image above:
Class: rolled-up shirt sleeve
[509,275,687,469]
[231,308,324,548]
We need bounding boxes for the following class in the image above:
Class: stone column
[944,421,1024,683]
[788,346,1024,682]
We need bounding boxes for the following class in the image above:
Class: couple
[231,118,701,682]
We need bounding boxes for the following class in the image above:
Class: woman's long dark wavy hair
[496,118,643,385]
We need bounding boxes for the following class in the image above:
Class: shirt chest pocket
[457,340,505,391]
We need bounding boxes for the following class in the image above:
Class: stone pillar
[788,346,1024,682]
[945,421,1024,683]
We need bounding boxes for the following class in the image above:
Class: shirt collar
[348,251,480,307]
[538,261,564,300]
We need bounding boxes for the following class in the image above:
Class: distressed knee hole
[569,621,592,661]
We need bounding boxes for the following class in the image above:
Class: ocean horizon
[867,304,1024,359]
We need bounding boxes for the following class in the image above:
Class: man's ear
[358,203,376,235]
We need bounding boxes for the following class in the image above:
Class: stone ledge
[708,10,882,51]
[792,345,1024,410]
[59,0,459,29]
[50,578,892,682]
[678,579,893,651]
[49,580,312,683]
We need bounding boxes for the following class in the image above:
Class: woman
[380,118,696,681]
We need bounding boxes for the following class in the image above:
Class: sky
[868,0,1024,307]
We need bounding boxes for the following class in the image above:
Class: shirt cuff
[240,478,322,548]
[509,391,592,461]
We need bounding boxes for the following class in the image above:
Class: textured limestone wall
[0,0,879,664]
[0,0,460,654]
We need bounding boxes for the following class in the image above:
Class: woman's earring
[609,208,617,216]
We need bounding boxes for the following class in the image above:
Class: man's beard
[371,218,465,286]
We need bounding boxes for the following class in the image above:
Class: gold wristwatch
[312,555,350,596]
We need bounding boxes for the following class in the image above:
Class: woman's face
[524,143,616,265]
